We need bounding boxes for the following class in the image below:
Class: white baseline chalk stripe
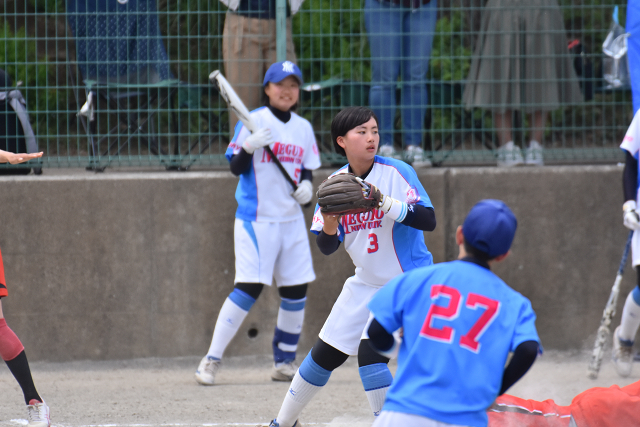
[10,421,328,427]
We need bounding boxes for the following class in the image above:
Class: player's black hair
[463,239,494,263]
[331,106,379,157]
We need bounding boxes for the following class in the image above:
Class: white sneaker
[405,145,432,168]
[496,141,524,167]
[524,140,544,166]
[271,360,298,381]
[612,326,634,377]
[195,355,221,385]
[378,145,396,158]
[27,399,50,427]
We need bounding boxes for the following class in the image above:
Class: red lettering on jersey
[459,293,501,353]
[420,285,462,343]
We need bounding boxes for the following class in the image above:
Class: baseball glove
[316,173,383,215]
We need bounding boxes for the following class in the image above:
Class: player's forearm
[623,150,637,202]
[316,230,340,255]
[229,150,253,176]
[0,149,12,163]
[400,205,436,231]
[499,340,539,395]
[300,169,313,183]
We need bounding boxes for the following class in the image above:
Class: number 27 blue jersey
[368,259,540,427]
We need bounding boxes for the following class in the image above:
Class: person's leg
[271,284,308,381]
[222,13,265,132]
[528,110,547,144]
[613,267,640,377]
[400,0,437,150]
[357,339,391,417]
[493,111,513,147]
[273,339,350,427]
[365,0,402,150]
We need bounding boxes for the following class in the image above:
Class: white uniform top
[225,106,322,223]
[621,109,640,202]
[311,156,434,287]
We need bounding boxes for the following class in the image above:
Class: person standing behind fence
[364,0,438,168]
[221,0,302,132]
[463,0,582,167]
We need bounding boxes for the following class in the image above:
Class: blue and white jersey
[310,156,433,287]
[621,109,640,202]
[225,107,321,222]
[368,260,540,427]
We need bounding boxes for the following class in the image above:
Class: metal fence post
[276,0,287,62]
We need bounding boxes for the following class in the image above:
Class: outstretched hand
[0,150,43,164]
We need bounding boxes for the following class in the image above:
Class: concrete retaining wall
[0,165,633,361]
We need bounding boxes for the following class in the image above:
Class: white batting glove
[292,180,313,205]
[623,200,640,230]
[379,195,409,223]
[242,128,274,154]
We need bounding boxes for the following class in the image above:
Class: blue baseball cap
[263,61,303,86]
[462,199,517,258]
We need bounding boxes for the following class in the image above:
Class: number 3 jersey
[225,106,321,223]
[368,259,540,427]
[310,156,434,287]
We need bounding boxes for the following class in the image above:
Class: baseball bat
[209,70,299,192]
[586,230,634,379]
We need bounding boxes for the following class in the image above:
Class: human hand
[321,211,341,235]
[292,180,313,205]
[242,128,274,154]
[0,150,43,164]
[623,200,640,230]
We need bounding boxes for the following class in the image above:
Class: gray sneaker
[271,360,298,381]
[378,144,396,158]
[612,326,634,377]
[405,145,432,168]
[27,399,50,427]
[195,355,221,385]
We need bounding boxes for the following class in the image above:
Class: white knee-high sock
[619,289,640,342]
[206,289,256,359]
[359,363,392,417]
[275,351,332,427]
[273,297,306,364]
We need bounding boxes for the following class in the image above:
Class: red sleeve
[0,247,7,297]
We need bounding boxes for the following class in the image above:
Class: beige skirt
[462,0,583,113]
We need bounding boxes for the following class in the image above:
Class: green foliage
[293,0,371,83]
[27,0,65,13]
[0,22,64,138]
[430,11,472,82]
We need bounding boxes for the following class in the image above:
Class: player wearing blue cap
[367,199,541,427]
[195,61,321,385]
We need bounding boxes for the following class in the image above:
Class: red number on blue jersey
[367,233,379,253]
[420,285,462,343]
[420,285,500,352]
[460,293,501,353]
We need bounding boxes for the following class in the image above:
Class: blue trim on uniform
[633,286,640,305]
[298,351,332,386]
[225,121,246,162]
[229,288,257,311]
[373,156,433,209]
[273,327,301,363]
[358,363,393,391]
[280,297,306,311]
[392,221,433,272]
[242,220,259,254]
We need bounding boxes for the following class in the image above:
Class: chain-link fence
[0,0,633,170]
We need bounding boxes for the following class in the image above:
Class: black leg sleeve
[234,282,264,300]
[5,351,41,404]
[358,339,390,367]
[310,338,350,371]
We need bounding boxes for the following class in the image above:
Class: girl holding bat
[195,61,321,385]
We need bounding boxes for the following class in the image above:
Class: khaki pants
[222,12,297,132]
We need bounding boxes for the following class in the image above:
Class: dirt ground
[1,350,638,427]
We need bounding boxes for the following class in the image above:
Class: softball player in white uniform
[615,109,640,377]
[268,107,437,427]
[195,61,321,385]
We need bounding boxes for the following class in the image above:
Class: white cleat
[27,399,50,427]
[496,141,524,167]
[612,326,634,377]
[271,360,298,381]
[265,419,301,427]
[378,145,396,158]
[195,355,221,385]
